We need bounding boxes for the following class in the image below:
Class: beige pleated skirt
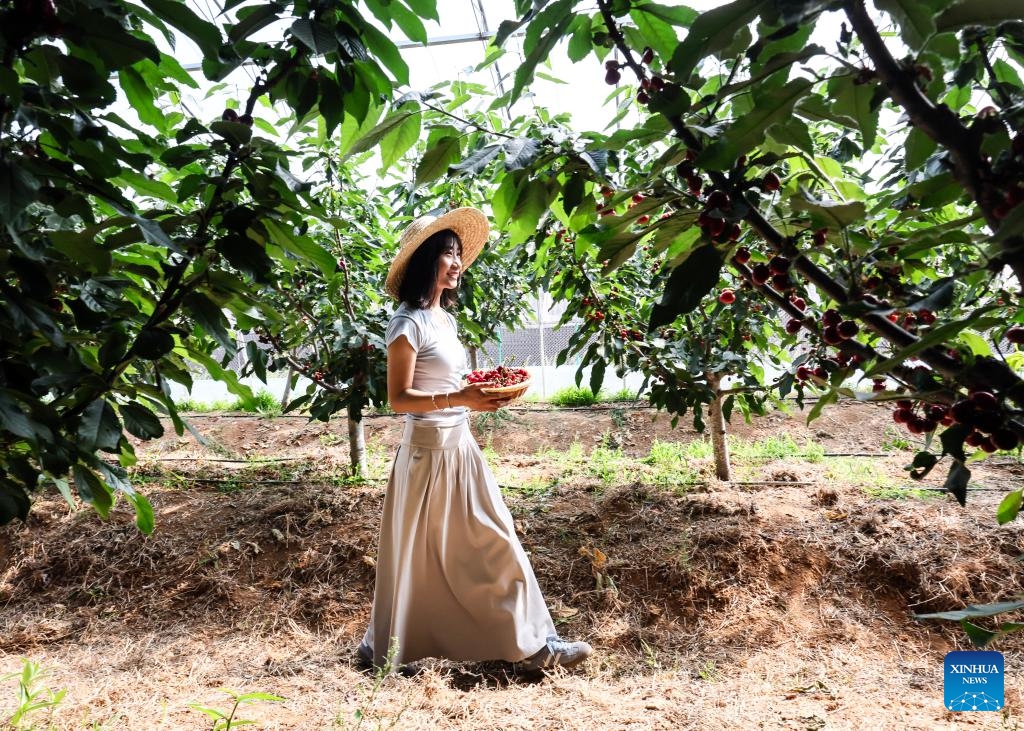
[361,415,556,667]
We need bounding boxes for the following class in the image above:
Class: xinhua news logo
[944,651,1004,711]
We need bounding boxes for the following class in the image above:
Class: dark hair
[398,229,463,309]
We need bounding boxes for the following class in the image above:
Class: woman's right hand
[454,382,513,412]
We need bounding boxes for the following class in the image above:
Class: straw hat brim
[385,207,490,300]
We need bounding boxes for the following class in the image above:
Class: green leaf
[566,15,592,63]
[906,450,938,478]
[503,137,541,171]
[866,314,1002,376]
[118,66,164,129]
[945,459,971,506]
[635,2,699,27]
[589,358,606,397]
[938,0,1024,29]
[184,291,234,355]
[346,110,418,158]
[390,2,429,44]
[78,399,122,452]
[790,195,866,228]
[631,7,679,61]
[649,245,723,330]
[669,0,766,76]
[699,79,813,169]
[450,144,501,176]
[358,20,410,85]
[876,0,956,48]
[262,219,336,277]
[143,0,222,57]
[210,120,252,147]
[380,112,421,171]
[134,327,176,360]
[73,465,114,518]
[916,599,1024,621]
[960,620,998,647]
[125,490,155,534]
[829,75,879,151]
[997,489,1023,525]
[416,135,461,186]
[120,402,165,440]
[510,0,575,104]
[807,389,838,423]
[228,3,281,43]
[115,169,176,204]
[905,126,938,171]
[290,18,338,54]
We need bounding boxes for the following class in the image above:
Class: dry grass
[4,406,1024,729]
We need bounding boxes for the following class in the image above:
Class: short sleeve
[386,315,421,352]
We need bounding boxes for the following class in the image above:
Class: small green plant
[881,426,912,452]
[609,407,627,429]
[1,659,66,729]
[549,386,598,407]
[696,659,720,682]
[176,397,236,412]
[231,389,282,416]
[338,639,407,730]
[188,688,285,730]
[602,387,639,403]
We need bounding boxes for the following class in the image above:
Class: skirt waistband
[401,414,471,449]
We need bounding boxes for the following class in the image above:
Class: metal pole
[537,289,547,398]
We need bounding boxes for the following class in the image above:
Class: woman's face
[435,242,462,294]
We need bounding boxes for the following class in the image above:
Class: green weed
[188,688,285,730]
[1,659,66,729]
[549,386,599,407]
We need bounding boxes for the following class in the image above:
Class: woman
[357,207,593,673]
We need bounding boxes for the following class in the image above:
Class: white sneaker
[517,635,593,671]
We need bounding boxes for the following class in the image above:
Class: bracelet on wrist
[445,392,452,408]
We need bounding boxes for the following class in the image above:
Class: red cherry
[1006,326,1024,344]
[785,319,802,335]
[706,191,731,210]
[812,228,827,246]
[762,172,781,192]
[768,256,790,275]
[837,320,859,339]
[822,309,841,327]
[734,247,751,264]
[641,47,655,65]
[823,325,842,345]
[751,264,770,285]
[718,289,736,305]
[637,215,650,225]
[790,296,806,311]
[893,408,913,424]
[992,429,1020,451]
[971,391,998,410]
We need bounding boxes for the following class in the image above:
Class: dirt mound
[2,403,1024,729]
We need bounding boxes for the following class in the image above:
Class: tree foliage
[0,0,435,529]
[449,0,1024,508]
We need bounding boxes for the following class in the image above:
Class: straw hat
[384,207,490,300]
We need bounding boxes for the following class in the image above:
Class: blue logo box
[945,651,1004,711]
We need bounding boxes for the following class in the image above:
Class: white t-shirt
[385,303,469,425]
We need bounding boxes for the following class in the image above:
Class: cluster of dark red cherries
[892,391,1019,452]
[466,366,529,387]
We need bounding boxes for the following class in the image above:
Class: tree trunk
[469,345,479,370]
[347,401,366,478]
[280,365,296,410]
[705,371,731,481]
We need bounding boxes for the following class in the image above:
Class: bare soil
[3,401,1024,730]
